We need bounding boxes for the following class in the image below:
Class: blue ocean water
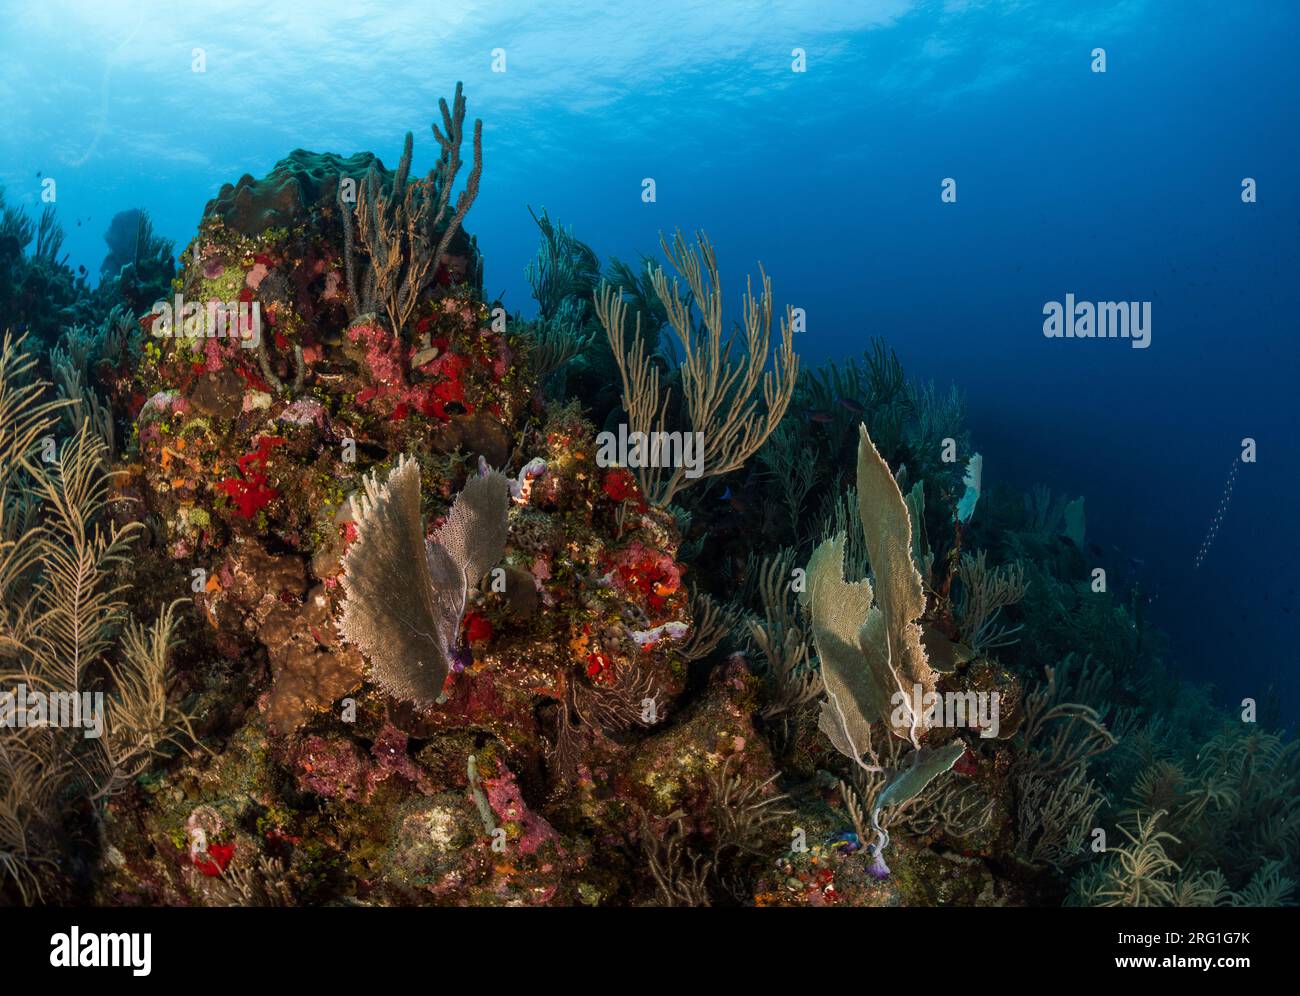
[2,0,1296,714]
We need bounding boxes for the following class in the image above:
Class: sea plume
[339,456,508,705]
[0,332,196,902]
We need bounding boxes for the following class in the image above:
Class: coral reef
[0,189,97,342]
[98,209,176,316]
[0,84,1294,909]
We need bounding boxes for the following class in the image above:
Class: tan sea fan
[804,424,938,759]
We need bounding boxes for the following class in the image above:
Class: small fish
[807,409,834,424]
[838,397,866,416]
[830,831,861,853]
[718,485,732,502]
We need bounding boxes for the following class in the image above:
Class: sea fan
[339,455,508,705]
[804,424,937,752]
[802,424,967,866]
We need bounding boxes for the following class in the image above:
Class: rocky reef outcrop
[88,111,794,905]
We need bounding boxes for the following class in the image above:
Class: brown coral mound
[71,89,784,906]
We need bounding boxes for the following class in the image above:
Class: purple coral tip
[867,851,891,880]
[451,643,473,674]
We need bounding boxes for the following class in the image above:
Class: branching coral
[639,756,789,906]
[908,380,967,468]
[525,206,602,328]
[642,810,714,907]
[677,586,732,662]
[1074,809,1183,906]
[1232,860,1297,907]
[796,340,917,473]
[955,550,1028,655]
[815,483,872,585]
[16,419,140,696]
[1017,659,1118,777]
[0,191,95,340]
[205,853,296,907]
[744,549,820,756]
[1076,798,1298,908]
[1011,659,1116,872]
[6,418,190,781]
[94,600,201,799]
[0,737,64,905]
[1015,764,1106,870]
[548,663,662,780]
[51,335,115,457]
[841,733,992,847]
[596,230,798,506]
[1086,727,1300,906]
[1012,560,1144,679]
[343,82,483,334]
[522,314,592,385]
[757,419,817,537]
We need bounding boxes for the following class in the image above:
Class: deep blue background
[2,0,1295,713]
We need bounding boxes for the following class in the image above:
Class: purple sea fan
[866,849,891,880]
[339,455,508,705]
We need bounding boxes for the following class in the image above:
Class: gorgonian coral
[339,455,508,705]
